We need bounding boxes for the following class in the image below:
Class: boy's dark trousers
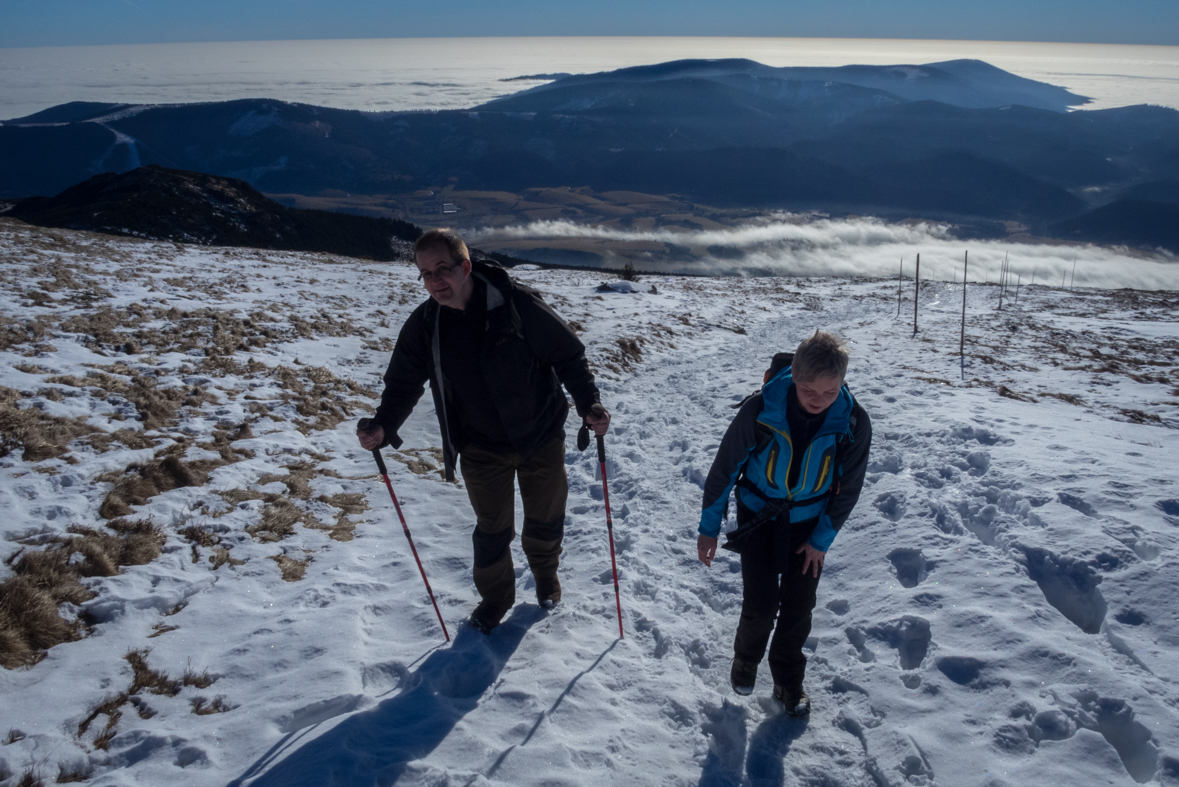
[732,507,822,693]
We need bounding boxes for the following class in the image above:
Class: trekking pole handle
[357,417,388,474]
[590,403,607,464]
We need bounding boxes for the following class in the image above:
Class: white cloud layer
[472,216,1179,291]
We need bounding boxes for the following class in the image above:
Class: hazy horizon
[3,37,1179,121]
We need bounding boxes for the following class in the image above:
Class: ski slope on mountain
[1,218,1177,786]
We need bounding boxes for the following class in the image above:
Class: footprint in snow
[887,548,933,588]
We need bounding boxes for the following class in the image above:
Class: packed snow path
[0,219,1177,786]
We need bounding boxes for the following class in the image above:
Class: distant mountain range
[3,58,1178,251]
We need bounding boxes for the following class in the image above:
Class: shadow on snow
[698,699,809,787]
[229,605,543,787]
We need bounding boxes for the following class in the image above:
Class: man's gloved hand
[356,418,385,451]
[577,403,611,451]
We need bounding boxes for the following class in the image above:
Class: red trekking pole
[590,405,624,639]
[360,420,449,642]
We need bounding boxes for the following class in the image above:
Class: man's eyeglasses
[417,262,460,284]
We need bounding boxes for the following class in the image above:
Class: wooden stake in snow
[1070,258,1077,290]
[998,252,1008,310]
[1014,273,1021,307]
[913,253,920,334]
[896,257,903,319]
[960,250,968,378]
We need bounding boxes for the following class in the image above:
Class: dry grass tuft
[271,553,312,582]
[1043,392,1085,406]
[191,695,234,715]
[249,499,321,542]
[55,763,93,783]
[16,769,45,787]
[77,649,179,749]
[178,524,220,548]
[182,663,218,690]
[391,448,445,477]
[258,461,316,500]
[0,522,165,668]
[1119,408,1162,424]
[98,455,216,519]
[0,385,103,462]
[996,385,1037,403]
[209,547,246,570]
[313,493,369,542]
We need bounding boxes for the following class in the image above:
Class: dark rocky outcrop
[4,165,421,260]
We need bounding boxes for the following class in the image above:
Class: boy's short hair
[792,331,849,383]
[414,228,469,264]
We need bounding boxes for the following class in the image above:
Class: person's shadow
[228,605,542,787]
[697,701,809,787]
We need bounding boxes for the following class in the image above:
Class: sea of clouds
[3,38,1178,120]
[472,216,1179,290]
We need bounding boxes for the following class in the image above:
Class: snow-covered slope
[1,217,1177,786]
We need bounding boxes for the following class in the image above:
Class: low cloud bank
[472,216,1179,291]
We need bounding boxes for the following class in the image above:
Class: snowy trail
[1,221,1177,787]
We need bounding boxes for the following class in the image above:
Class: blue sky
[4,0,1178,48]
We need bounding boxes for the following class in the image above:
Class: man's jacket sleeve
[808,403,873,551]
[371,306,431,449]
[698,394,762,538]
[514,288,600,416]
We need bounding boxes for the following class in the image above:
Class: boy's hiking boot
[468,601,508,635]
[536,575,561,609]
[773,684,811,717]
[730,658,758,696]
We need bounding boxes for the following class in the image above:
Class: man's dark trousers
[733,511,822,692]
[460,434,567,618]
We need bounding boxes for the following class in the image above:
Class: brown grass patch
[191,696,234,715]
[0,520,163,669]
[177,524,220,548]
[391,448,444,477]
[209,548,245,570]
[1043,392,1085,405]
[48,369,221,431]
[996,385,1037,403]
[0,385,104,462]
[271,553,312,581]
[1119,408,1162,424]
[148,622,178,638]
[55,763,93,783]
[16,769,44,787]
[0,314,54,353]
[248,499,321,542]
[313,492,369,541]
[77,649,179,749]
[182,663,218,690]
[258,461,316,500]
[97,435,253,519]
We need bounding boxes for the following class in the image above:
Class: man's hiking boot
[730,658,758,696]
[536,575,561,609]
[773,684,811,717]
[468,601,507,635]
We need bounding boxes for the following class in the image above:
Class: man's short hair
[414,228,469,264]
[792,331,849,383]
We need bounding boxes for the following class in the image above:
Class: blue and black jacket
[699,368,872,552]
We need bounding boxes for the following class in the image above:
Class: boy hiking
[697,331,872,715]
[358,229,610,634]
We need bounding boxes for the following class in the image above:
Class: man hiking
[697,331,872,715]
[358,228,610,634]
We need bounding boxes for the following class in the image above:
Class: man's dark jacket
[372,260,600,480]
